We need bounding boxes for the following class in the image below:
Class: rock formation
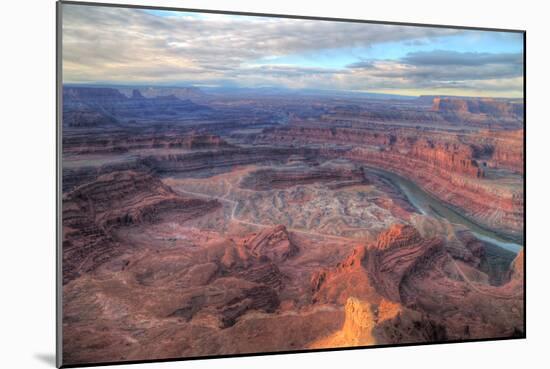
[254,124,522,235]
[432,96,523,121]
[310,298,377,348]
[62,170,220,284]
[308,222,523,349]
[243,225,299,263]
[60,86,524,364]
[63,86,212,125]
[240,166,365,191]
[117,86,206,100]
[311,246,374,305]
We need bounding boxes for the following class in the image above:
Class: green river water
[364,166,523,254]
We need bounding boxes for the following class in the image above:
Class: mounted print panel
[57,1,525,367]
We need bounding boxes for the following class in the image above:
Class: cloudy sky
[62,4,524,97]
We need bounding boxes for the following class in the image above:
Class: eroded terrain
[62,86,524,365]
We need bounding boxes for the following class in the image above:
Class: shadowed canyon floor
[62,86,524,365]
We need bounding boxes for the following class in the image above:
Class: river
[364,166,523,254]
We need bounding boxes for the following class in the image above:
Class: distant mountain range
[64,83,418,100]
[62,86,211,127]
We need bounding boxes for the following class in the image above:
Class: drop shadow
[34,353,56,367]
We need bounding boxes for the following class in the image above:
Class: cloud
[350,59,521,81]
[345,49,523,96]
[62,4,457,81]
[61,4,523,97]
[401,50,523,66]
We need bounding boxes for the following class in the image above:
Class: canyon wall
[256,125,523,235]
[62,170,220,284]
[63,87,212,127]
[310,224,523,348]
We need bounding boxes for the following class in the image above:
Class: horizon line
[61,82,523,100]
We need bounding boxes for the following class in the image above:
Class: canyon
[62,86,524,365]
